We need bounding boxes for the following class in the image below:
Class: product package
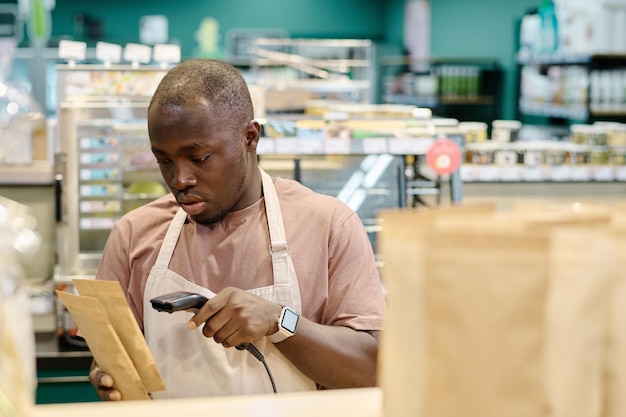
[378,201,626,417]
[56,279,165,400]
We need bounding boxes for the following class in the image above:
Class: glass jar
[458,121,488,144]
[492,120,522,142]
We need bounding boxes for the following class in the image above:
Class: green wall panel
[50,0,387,58]
[44,0,541,120]
[430,0,538,119]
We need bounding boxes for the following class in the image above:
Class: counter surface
[33,387,383,417]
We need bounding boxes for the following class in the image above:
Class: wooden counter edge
[33,387,383,417]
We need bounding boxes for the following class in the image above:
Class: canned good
[545,149,567,165]
[570,124,607,146]
[609,148,626,165]
[522,149,543,166]
[604,123,626,147]
[492,120,522,142]
[567,150,590,165]
[471,149,493,165]
[589,147,610,164]
[458,121,488,144]
[493,149,518,165]
[570,124,595,145]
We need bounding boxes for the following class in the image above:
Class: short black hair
[149,58,254,128]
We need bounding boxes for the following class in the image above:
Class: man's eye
[192,154,210,163]
[156,159,170,165]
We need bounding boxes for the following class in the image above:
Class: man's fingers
[89,367,121,401]
[97,386,122,401]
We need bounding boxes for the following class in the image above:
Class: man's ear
[245,120,262,149]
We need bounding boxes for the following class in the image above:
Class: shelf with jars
[460,121,626,183]
[516,54,626,123]
[380,56,503,125]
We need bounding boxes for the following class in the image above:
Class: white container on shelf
[492,120,522,143]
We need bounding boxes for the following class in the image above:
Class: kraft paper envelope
[56,291,150,400]
[72,279,165,393]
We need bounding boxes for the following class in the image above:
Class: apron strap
[154,207,188,268]
[260,168,291,287]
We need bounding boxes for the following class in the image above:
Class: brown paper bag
[72,279,165,393]
[605,208,626,417]
[56,291,150,400]
[378,204,615,417]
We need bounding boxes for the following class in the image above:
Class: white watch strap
[268,306,297,343]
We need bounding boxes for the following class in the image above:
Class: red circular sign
[426,138,462,175]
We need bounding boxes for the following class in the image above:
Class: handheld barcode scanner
[150,291,208,313]
[149,290,277,393]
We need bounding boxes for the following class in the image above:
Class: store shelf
[257,137,435,156]
[0,163,55,185]
[516,53,626,123]
[461,164,626,183]
[380,56,503,124]
[516,53,626,66]
[518,99,588,120]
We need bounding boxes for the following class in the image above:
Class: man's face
[147,102,254,225]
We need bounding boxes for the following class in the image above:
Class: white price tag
[499,166,523,182]
[96,41,122,64]
[153,44,181,65]
[124,43,152,66]
[549,165,571,181]
[362,138,388,154]
[324,138,351,154]
[592,165,614,181]
[523,166,544,182]
[59,40,87,63]
[569,166,591,181]
[459,165,478,182]
[476,165,500,181]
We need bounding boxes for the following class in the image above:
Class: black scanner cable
[149,292,278,393]
[236,342,277,393]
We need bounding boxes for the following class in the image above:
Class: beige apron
[143,168,316,398]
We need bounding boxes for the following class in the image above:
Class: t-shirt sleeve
[95,221,140,322]
[325,211,387,331]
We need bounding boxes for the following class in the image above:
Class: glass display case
[239,38,375,113]
[54,65,168,280]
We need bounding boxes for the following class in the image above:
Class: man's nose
[171,164,198,190]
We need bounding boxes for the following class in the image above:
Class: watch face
[281,308,299,333]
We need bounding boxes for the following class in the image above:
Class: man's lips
[177,196,206,215]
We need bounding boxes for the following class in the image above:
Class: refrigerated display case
[54,65,168,280]
[240,37,375,112]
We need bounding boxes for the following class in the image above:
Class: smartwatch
[268,306,299,343]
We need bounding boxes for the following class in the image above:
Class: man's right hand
[89,365,122,401]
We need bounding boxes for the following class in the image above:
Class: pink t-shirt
[96,176,386,331]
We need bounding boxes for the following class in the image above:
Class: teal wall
[49,0,388,57]
[45,0,541,119]
[430,0,538,119]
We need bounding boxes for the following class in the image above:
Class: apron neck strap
[154,207,187,268]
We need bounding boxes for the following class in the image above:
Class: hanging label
[153,44,181,65]
[124,43,152,66]
[59,40,87,62]
[426,138,462,175]
[96,41,122,65]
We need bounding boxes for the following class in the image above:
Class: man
[89,59,386,399]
